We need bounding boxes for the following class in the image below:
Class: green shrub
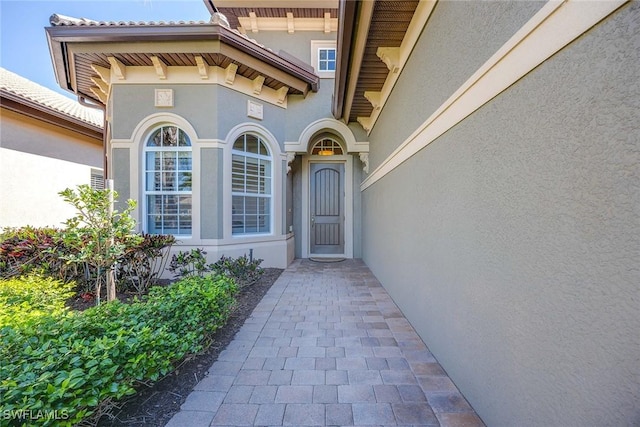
[169,249,264,288]
[116,233,176,295]
[58,185,141,303]
[0,275,237,426]
[0,276,74,329]
[168,248,210,278]
[1,227,175,299]
[0,227,81,283]
[211,254,264,288]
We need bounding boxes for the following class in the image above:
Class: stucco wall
[367,0,545,171]
[245,30,337,143]
[111,85,286,145]
[0,110,102,228]
[111,148,130,214]
[112,85,217,140]
[0,148,99,228]
[292,156,303,257]
[247,31,335,66]
[362,2,639,426]
[201,148,223,239]
[0,109,101,167]
[352,157,363,258]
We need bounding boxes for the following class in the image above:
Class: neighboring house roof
[333,0,420,125]
[46,11,319,106]
[0,67,104,140]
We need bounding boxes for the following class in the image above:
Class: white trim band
[361,0,628,191]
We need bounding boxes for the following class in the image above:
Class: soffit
[70,47,292,94]
[46,14,319,105]
[348,1,419,123]
[219,7,339,31]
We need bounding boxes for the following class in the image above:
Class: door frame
[301,154,353,258]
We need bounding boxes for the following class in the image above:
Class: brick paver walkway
[166,259,484,426]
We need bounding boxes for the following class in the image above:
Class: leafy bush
[0,275,237,426]
[0,276,74,328]
[59,185,141,303]
[169,249,264,288]
[0,227,81,283]
[211,254,264,288]
[116,234,176,295]
[168,248,210,279]
[1,227,175,299]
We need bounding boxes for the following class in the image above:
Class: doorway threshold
[309,257,346,263]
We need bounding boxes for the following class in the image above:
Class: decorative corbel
[253,75,265,95]
[376,47,400,73]
[286,152,296,174]
[364,91,382,111]
[90,76,109,95]
[107,57,126,80]
[151,56,168,80]
[195,56,209,79]
[359,153,369,174]
[287,12,295,34]
[90,87,108,104]
[277,86,289,104]
[357,116,373,132]
[91,65,111,85]
[249,12,258,32]
[225,63,238,84]
[324,12,331,33]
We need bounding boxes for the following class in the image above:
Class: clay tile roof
[50,13,211,27]
[0,67,104,128]
[49,13,273,53]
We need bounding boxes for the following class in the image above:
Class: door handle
[311,216,315,226]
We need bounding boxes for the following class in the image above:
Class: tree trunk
[106,179,116,301]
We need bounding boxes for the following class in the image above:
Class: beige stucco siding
[0,109,101,167]
[362,2,639,426]
[0,110,102,228]
[0,148,98,228]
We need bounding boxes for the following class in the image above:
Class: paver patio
[166,259,484,426]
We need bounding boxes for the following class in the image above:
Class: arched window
[311,138,343,156]
[144,125,192,236]
[232,134,272,235]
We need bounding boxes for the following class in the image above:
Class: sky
[0,0,210,99]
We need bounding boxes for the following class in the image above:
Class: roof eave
[45,22,319,98]
[46,28,75,95]
[1,90,103,140]
[332,0,358,120]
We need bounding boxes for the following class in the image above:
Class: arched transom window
[311,138,344,156]
[232,134,272,235]
[144,125,192,236]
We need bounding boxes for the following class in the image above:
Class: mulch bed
[93,268,283,426]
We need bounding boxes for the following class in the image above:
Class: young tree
[59,184,141,303]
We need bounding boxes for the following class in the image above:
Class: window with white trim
[144,125,192,236]
[311,40,337,78]
[232,134,272,235]
[318,48,336,72]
